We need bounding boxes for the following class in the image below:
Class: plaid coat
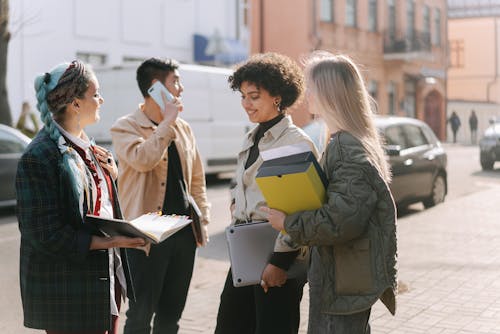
[16,129,134,331]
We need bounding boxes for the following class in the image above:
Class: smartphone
[147,81,174,110]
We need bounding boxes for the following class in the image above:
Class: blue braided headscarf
[34,60,94,216]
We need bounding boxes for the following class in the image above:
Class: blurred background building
[7,0,249,121]
[248,0,448,140]
[8,0,461,141]
[447,0,500,144]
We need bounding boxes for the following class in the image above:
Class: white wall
[7,0,238,121]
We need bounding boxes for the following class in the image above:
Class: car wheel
[423,174,446,208]
[480,158,494,170]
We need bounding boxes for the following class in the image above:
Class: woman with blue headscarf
[16,60,147,334]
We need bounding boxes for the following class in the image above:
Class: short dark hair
[136,58,179,97]
[228,53,304,111]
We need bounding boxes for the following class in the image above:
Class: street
[1,144,500,333]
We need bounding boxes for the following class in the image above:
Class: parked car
[0,124,31,208]
[374,116,447,209]
[479,120,500,170]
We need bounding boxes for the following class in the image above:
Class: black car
[0,124,31,208]
[375,116,447,209]
[479,120,500,170]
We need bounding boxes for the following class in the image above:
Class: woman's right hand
[111,236,148,249]
[90,235,147,250]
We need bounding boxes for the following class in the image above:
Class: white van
[87,63,252,175]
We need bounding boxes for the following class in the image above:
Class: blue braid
[34,63,85,210]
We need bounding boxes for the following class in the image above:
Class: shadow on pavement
[472,168,500,179]
[206,173,234,188]
[198,230,229,262]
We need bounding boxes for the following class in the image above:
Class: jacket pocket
[334,238,374,295]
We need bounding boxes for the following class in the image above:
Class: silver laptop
[225,221,308,287]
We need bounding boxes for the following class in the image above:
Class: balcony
[383,30,432,61]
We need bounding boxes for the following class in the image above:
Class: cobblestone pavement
[115,182,500,334]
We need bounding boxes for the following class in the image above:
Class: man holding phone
[110,58,210,334]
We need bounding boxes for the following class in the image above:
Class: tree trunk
[0,0,12,126]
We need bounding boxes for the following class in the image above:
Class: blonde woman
[264,52,397,333]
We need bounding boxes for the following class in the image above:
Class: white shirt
[54,123,127,316]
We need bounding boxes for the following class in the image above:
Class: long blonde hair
[305,52,391,182]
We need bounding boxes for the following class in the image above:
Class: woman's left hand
[93,145,118,180]
[260,206,286,231]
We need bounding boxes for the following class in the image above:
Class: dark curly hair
[228,53,304,111]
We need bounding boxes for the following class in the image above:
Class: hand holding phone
[148,81,174,111]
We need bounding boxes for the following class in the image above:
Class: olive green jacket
[284,131,397,315]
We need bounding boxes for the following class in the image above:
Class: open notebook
[86,213,191,244]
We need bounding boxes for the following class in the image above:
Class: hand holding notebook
[86,212,192,245]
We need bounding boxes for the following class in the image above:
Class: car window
[420,123,438,145]
[0,129,27,154]
[384,125,407,149]
[403,124,429,148]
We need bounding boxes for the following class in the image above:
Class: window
[421,123,438,144]
[76,52,107,66]
[449,39,464,68]
[403,124,428,148]
[368,0,378,32]
[406,0,415,46]
[404,79,416,118]
[0,130,27,154]
[368,80,378,100]
[123,56,146,64]
[321,0,334,22]
[237,0,250,39]
[387,0,396,40]
[385,126,406,148]
[346,0,357,27]
[433,8,441,46]
[423,5,430,43]
[387,81,396,115]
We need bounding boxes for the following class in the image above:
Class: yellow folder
[256,161,326,214]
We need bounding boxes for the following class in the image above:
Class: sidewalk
[119,183,500,333]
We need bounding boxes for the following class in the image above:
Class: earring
[274,100,281,113]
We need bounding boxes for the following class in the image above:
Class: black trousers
[124,225,196,334]
[215,269,305,334]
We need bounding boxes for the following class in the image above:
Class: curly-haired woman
[16,60,146,334]
[214,53,318,334]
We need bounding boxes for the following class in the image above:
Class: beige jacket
[110,108,210,225]
[231,116,318,252]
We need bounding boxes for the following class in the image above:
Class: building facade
[7,0,249,121]
[248,0,448,139]
[447,0,500,143]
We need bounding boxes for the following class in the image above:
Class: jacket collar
[242,115,293,150]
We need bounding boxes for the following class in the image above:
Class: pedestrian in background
[111,57,210,334]
[448,111,461,143]
[469,110,478,144]
[15,101,40,138]
[16,60,146,334]
[264,52,398,334]
[215,53,318,334]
